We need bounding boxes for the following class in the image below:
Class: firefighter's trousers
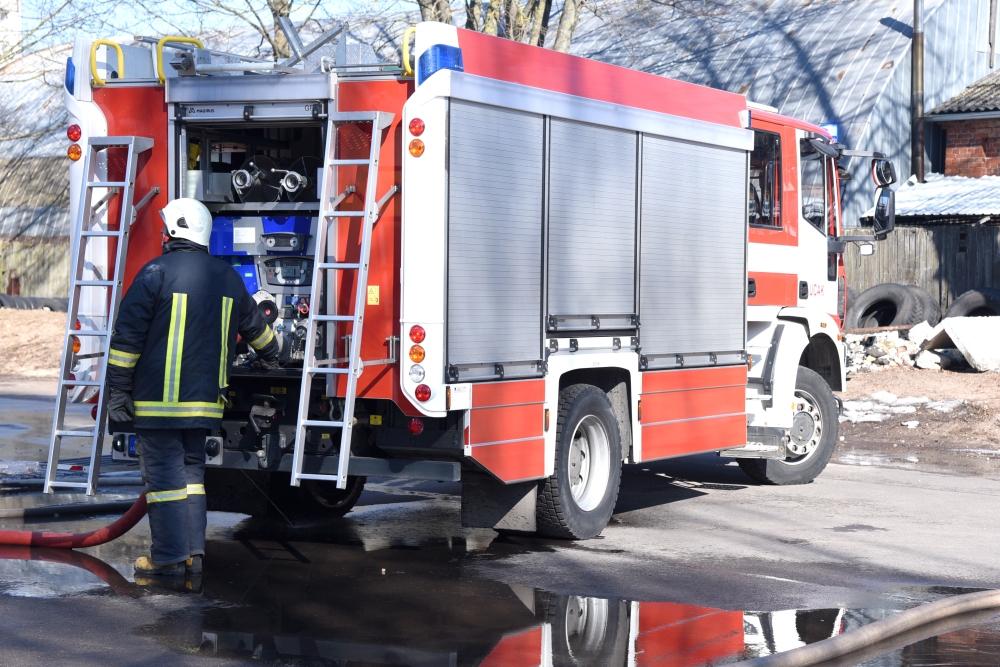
[135,428,207,566]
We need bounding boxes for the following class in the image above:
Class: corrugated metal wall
[844,224,1000,310]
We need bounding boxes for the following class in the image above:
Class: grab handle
[89,40,124,87]
[156,36,205,84]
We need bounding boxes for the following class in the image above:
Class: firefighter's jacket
[107,242,278,429]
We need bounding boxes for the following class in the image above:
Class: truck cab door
[797,137,840,322]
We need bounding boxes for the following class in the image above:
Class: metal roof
[869,173,1000,217]
[568,0,935,142]
[929,68,1000,114]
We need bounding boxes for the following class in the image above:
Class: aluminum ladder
[291,111,395,489]
[45,136,158,495]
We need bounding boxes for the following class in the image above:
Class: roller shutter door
[639,135,746,369]
[447,101,544,372]
[547,119,637,329]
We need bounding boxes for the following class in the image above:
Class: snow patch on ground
[840,393,965,423]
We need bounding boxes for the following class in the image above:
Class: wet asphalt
[1,384,999,666]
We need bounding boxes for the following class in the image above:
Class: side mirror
[859,243,875,256]
[873,187,895,237]
[871,159,896,187]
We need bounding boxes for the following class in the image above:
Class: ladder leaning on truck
[51,21,897,539]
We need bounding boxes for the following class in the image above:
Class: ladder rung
[306,367,350,375]
[56,430,97,438]
[81,231,121,237]
[301,419,346,428]
[89,181,127,188]
[73,330,111,337]
[330,159,371,165]
[317,262,361,270]
[61,380,102,387]
[295,473,343,482]
[76,280,114,287]
[46,481,92,489]
[312,315,355,322]
[324,211,365,218]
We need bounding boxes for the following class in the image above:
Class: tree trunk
[270,0,292,59]
[465,0,482,30]
[419,0,454,22]
[483,0,501,36]
[551,0,578,53]
[527,0,552,46]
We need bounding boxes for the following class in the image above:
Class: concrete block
[921,317,1000,372]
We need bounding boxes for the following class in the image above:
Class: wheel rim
[568,415,612,511]
[565,596,609,662]
[786,388,823,465]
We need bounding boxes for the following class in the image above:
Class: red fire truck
[50,22,896,538]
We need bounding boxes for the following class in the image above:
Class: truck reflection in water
[2,535,998,666]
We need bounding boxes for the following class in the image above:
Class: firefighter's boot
[134,555,185,577]
[185,555,202,575]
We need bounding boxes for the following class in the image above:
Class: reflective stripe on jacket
[107,245,278,429]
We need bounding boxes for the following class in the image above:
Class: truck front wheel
[537,384,623,539]
[738,366,838,485]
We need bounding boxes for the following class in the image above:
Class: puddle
[0,512,996,666]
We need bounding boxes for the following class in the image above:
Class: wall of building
[845,223,1000,311]
[0,237,69,297]
[940,118,1000,176]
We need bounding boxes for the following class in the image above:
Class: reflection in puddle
[0,523,996,667]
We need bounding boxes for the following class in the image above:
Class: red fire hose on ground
[0,495,147,548]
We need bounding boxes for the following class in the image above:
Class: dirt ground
[0,310,66,377]
[836,368,1000,478]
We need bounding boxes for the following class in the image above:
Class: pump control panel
[260,257,313,288]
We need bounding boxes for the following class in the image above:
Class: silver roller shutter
[639,135,747,369]
[547,119,637,330]
[447,101,544,375]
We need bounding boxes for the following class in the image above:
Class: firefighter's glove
[108,388,134,422]
[249,356,281,371]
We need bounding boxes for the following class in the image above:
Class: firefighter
[105,198,279,577]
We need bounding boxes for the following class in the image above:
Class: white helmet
[160,198,212,247]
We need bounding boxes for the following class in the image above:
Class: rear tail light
[91,404,99,420]
[415,384,431,402]
[72,336,81,354]
[409,345,425,363]
[66,373,76,390]
[408,118,425,136]
[75,319,81,330]
[408,139,425,157]
[408,418,424,435]
[409,325,425,343]
[67,124,82,141]
[68,144,82,161]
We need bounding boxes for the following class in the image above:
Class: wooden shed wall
[844,224,1000,311]
[0,238,69,298]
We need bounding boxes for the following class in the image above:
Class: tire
[537,384,623,539]
[266,471,367,520]
[844,283,923,329]
[944,288,1000,318]
[906,286,941,326]
[539,592,630,666]
[738,367,838,485]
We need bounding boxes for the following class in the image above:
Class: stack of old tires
[845,284,1000,330]
[0,295,68,311]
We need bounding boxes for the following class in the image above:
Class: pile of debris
[845,317,1000,373]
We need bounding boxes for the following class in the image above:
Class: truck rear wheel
[738,367,838,485]
[537,384,622,539]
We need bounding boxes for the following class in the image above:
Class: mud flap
[461,471,537,532]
